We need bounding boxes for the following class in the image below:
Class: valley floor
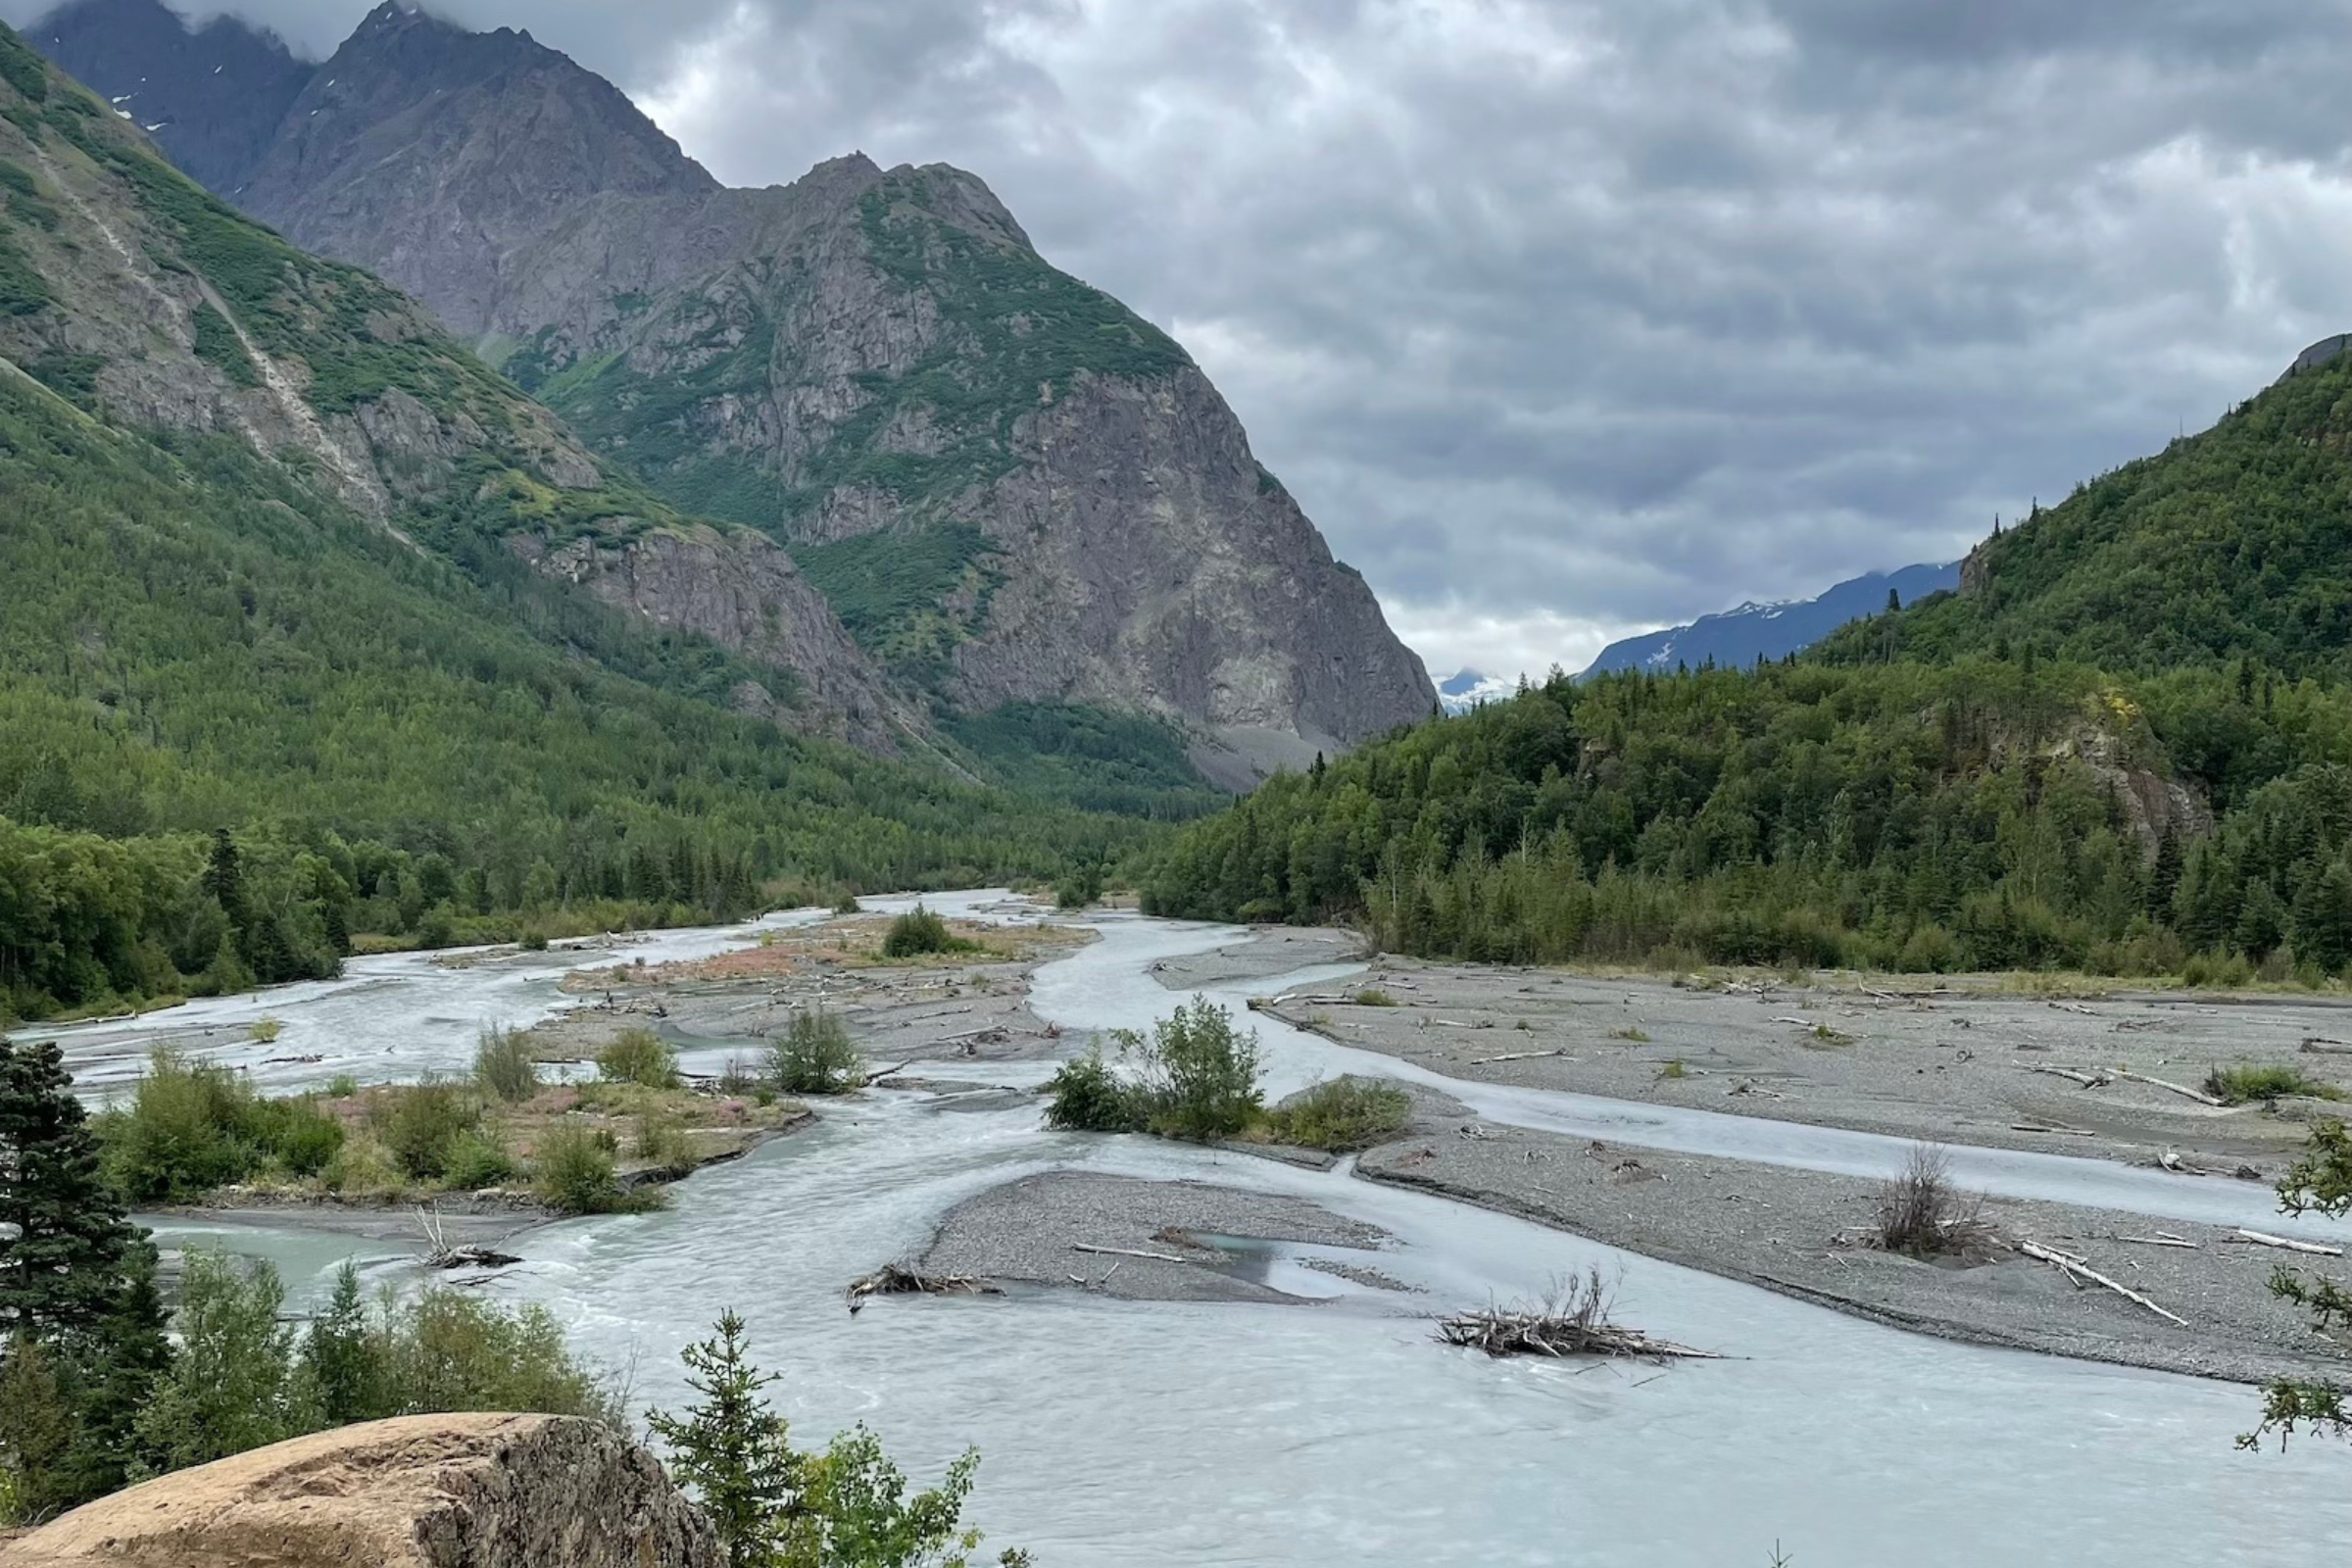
[1221,944,2352,1386]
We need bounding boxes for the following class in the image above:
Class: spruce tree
[0,1039,151,1337]
[647,1310,802,1568]
[0,1037,172,1506]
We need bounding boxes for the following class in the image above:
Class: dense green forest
[0,369,1140,1020]
[1143,655,2352,979]
[0,27,1159,1024]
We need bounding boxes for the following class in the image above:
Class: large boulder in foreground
[5,1413,719,1568]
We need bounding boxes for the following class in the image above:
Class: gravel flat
[915,1171,1392,1303]
[1357,1123,2349,1386]
[1150,926,1367,989]
[1263,960,2352,1179]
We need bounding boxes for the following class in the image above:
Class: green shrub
[248,1017,282,1044]
[1351,989,1397,1007]
[2208,1063,2346,1104]
[1126,997,1263,1142]
[99,1047,264,1202]
[130,1250,623,1482]
[766,1009,862,1095]
[318,1137,403,1198]
[1262,1078,1411,1151]
[377,1079,481,1181]
[633,1115,697,1177]
[881,905,960,958]
[132,1250,294,1472]
[251,1096,345,1177]
[533,1123,628,1213]
[370,1287,620,1427]
[443,1130,518,1190]
[1043,1048,1144,1132]
[473,1027,540,1102]
[1055,857,1105,910]
[596,1028,679,1090]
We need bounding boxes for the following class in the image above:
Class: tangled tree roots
[1438,1268,1721,1361]
[845,1263,1002,1314]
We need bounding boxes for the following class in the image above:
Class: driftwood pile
[844,1263,1002,1314]
[1438,1269,1720,1363]
[416,1207,520,1272]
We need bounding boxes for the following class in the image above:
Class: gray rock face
[62,1,1438,768]
[948,367,1437,752]
[512,527,912,754]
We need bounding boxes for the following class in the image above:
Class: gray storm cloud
[10,0,2352,674]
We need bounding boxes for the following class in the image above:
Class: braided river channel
[48,893,2352,1565]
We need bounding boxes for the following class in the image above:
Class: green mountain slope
[0,24,1133,1022]
[1835,345,2352,676]
[1146,343,2352,981]
[30,0,1434,770]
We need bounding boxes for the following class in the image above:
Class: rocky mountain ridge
[32,0,1437,773]
[0,23,906,753]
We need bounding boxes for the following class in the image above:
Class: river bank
[142,903,1091,1272]
[1158,936,2352,1386]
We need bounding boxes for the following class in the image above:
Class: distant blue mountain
[1438,669,1515,714]
[1582,563,1960,678]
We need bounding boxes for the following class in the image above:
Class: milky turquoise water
[99,896,2352,1566]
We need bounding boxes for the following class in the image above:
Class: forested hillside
[0,24,1140,1024]
[1146,649,2352,979]
[1146,310,2352,979]
[1833,347,2352,677]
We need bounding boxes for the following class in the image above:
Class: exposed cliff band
[34,0,1437,775]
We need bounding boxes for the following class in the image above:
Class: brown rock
[4,1414,720,1568]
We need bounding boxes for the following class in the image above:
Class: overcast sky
[21,0,2352,676]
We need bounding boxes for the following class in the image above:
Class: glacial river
[46,895,2352,1565]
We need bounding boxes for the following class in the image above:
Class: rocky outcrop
[513,526,915,754]
[947,367,1437,758]
[36,1,1439,772]
[5,1414,721,1568]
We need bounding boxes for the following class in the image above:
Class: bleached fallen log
[1771,1016,1818,1028]
[2114,1236,2201,1250]
[2228,1229,2343,1257]
[2026,1066,2112,1089]
[2301,1037,2352,1057]
[1470,1049,1570,1065]
[2021,1241,2188,1327]
[2011,1123,2098,1137]
[2046,1001,2099,1016]
[2109,1067,2226,1107]
[1072,1243,1190,1264]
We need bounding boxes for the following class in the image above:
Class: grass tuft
[2206,1063,2346,1104]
